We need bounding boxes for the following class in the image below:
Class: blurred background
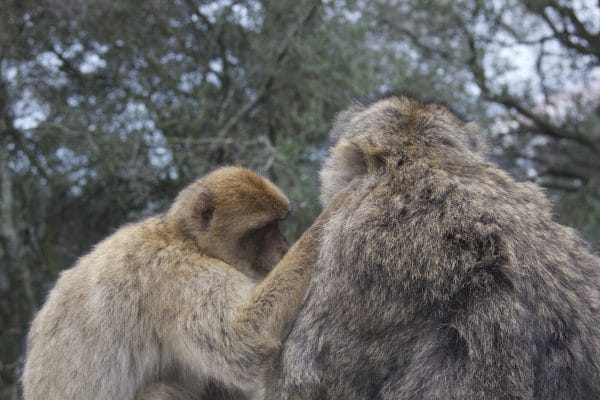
[0,0,598,397]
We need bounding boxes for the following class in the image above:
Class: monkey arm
[170,189,351,394]
[167,241,319,395]
[231,183,354,342]
[232,223,321,342]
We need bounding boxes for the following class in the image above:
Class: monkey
[265,95,600,400]
[22,166,337,400]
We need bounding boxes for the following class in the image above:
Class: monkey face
[254,221,290,273]
[217,219,289,280]
[235,221,289,279]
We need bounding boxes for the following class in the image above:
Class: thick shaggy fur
[23,167,321,400]
[267,95,600,399]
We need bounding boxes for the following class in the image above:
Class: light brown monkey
[22,166,327,400]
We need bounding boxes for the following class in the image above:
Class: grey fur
[267,95,600,400]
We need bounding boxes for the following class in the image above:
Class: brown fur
[22,166,325,400]
[267,95,600,399]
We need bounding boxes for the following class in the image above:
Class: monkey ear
[191,188,215,230]
[319,140,368,206]
[363,149,387,172]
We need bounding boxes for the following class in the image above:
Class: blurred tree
[0,0,597,397]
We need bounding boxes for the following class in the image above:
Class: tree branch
[524,0,600,58]
[491,92,599,150]
[460,23,599,151]
[4,129,52,181]
[381,23,452,60]
[212,0,321,142]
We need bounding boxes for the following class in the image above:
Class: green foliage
[0,0,598,397]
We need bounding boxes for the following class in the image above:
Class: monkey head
[166,166,290,279]
[320,94,489,206]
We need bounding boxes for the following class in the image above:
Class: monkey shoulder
[149,247,256,318]
[32,216,253,327]
[325,164,567,306]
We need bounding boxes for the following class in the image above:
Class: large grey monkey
[266,95,600,399]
